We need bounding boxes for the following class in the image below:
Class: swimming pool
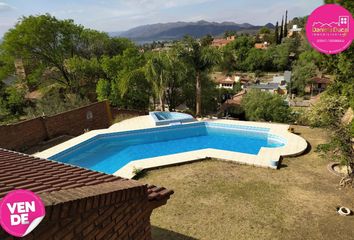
[48,122,285,175]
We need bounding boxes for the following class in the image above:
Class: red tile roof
[224,90,247,105]
[212,38,234,47]
[0,148,173,203]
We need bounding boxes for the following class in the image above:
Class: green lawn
[140,126,354,240]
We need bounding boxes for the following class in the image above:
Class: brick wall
[0,118,47,152]
[0,186,155,240]
[0,101,112,151]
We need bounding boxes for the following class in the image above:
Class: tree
[220,35,254,72]
[259,27,271,34]
[306,94,349,127]
[145,53,168,111]
[280,16,284,44]
[25,92,90,118]
[274,21,279,44]
[0,14,135,97]
[1,14,84,92]
[96,79,111,102]
[178,37,220,116]
[317,0,354,186]
[164,50,188,111]
[243,49,266,72]
[284,10,288,39]
[224,31,237,38]
[309,93,353,184]
[4,86,27,115]
[272,43,290,71]
[98,47,151,110]
[241,90,291,123]
[290,50,324,95]
[201,34,214,47]
[65,56,104,97]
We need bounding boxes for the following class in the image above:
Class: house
[254,42,269,50]
[305,77,331,94]
[0,148,173,240]
[223,90,247,106]
[214,75,240,89]
[212,36,236,48]
[288,25,302,37]
[219,90,247,114]
[248,82,287,95]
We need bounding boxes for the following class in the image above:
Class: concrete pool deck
[34,116,308,179]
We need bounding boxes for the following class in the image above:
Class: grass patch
[141,126,354,240]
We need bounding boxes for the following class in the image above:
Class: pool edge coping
[33,118,308,179]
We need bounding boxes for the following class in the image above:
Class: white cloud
[0,2,14,12]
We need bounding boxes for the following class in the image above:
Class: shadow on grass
[152,226,198,240]
[302,141,312,155]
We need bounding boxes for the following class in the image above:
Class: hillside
[110,20,274,43]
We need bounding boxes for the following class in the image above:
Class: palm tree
[178,37,220,116]
[145,53,167,111]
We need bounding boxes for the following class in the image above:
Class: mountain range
[110,20,275,44]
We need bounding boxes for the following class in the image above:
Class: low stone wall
[0,101,112,151]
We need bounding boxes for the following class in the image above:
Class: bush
[241,90,291,123]
[306,93,348,127]
[25,91,90,118]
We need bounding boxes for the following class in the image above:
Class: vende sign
[0,190,45,237]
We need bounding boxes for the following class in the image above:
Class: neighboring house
[272,71,291,84]
[212,36,236,48]
[219,90,247,114]
[0,148,173,240]
[305,77,331,94]
[248,82,287,95]
[254,42,269,50]
[214,75,240,89]
[223,90,247,106]
[288,25,302,37]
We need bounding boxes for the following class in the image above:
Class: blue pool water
[49,122,285,174]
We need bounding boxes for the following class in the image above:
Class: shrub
[241,90,291,123]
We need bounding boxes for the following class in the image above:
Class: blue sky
[0,0,323,36]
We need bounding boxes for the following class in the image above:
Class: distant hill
[110,20,274,44]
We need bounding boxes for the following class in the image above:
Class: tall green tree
[178,37,220,116]
[1,14,84,91]
[98,48,151,110]
[280,16,284,43]
[284,10,288,38]
[145,53,168,111]
[274,21,279,44]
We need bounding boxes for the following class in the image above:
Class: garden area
[141,126,354,240]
